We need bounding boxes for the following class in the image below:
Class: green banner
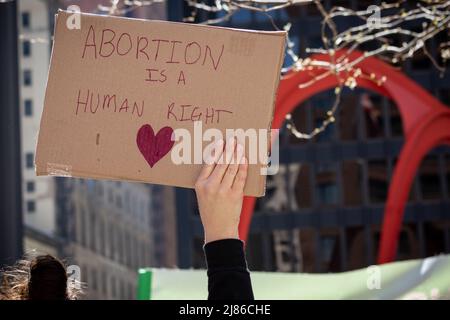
[138,254,450,300]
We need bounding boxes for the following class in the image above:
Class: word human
[81,25,225,71]
[74,89,144,117]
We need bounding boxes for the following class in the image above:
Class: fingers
[221,143,244,189]
[196,138,248,193]
[209,137,236,183]
[197,139,224,181]
[232,156,248,193]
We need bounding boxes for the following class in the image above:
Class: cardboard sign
[35,11,286,196]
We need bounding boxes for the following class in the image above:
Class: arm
[195,138,254,300]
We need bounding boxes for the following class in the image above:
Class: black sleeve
[204,239,254,300]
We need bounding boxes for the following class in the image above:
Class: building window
[315,164,338,205]
[292,164,312,209]
[80,266,87,284]
[96,182,104,196]
[90,213,97,251]
[339,95,359,141]
[116,194,122,208]
[21,12,30,28]
[23,69,32,86]
[362,94,385,139]
[368,159,388,203]
[22,40,31,57]
[111,276,116,298]
[26,181,35,192]
[102,272,107,296]
[99,220,105,256]
[342,160,363,206]
[24,99,33,116]
[25,152,34,168]
[80,208,87,247]
[108,188,114,203]
[419,155,442,200]
[27,200,35,213]
[87,180,95,192]
[91,269,98,292]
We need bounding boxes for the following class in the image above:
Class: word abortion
[81,25,225,71]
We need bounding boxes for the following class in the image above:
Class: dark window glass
[389,101,403,137]
[24,99,33,116]
[22,12,30,28]
[411,43,432,70]
[315,164,338,205]
[339,95,359,141]
[26,181,35,192]
[246,233,265,271]
[295,164,312,208]
[25,152,34,168]
[23,69,32,86]
[396,224,419,261]
[446,154,450,198]
[424,221,446,257]
[320,234,338,272]
[419,155,442,200]
[362,94,385,139]
[80,208,87,247]
[27,200,35,213]
[368,159,388,203]
[439,89,450,106]
[23,40,31,57]
[342,160,363,206]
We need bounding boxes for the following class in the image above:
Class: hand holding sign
[195,138,248,243]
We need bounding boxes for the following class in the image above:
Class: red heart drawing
[136,124,175,168]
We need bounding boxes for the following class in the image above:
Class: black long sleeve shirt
[204,239,254,300]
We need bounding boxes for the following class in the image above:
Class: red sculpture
[238,50,450,264]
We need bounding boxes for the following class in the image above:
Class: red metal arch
[238,50,450,264]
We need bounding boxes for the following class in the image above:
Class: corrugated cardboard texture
[35,11,286,197]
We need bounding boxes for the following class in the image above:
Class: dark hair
[0,254,83,300]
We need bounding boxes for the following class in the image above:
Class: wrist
[205,229,239,244]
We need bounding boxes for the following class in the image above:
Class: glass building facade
[170,0,450,273]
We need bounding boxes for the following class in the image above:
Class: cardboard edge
[56,10,287,37]
[253,32,287,198]
[34,12,60,174]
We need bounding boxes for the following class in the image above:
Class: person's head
[0,253,82,300]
